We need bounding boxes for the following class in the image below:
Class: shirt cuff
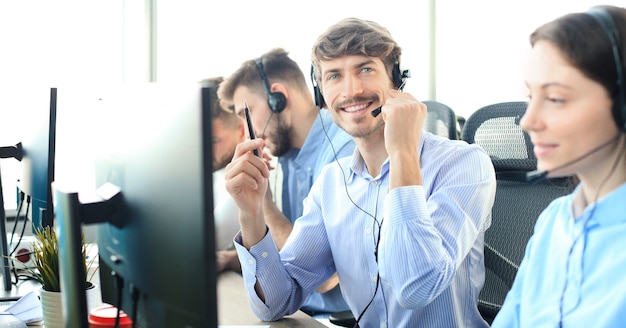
[233,229,282,316]
[234,229,280,275]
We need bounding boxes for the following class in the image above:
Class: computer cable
[112,270,124,328]
[8,192,26,256]
[130,283,139,328]
[8,193,28,286]
[9,194,29,258]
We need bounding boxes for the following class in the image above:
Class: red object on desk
[88,304,133,328]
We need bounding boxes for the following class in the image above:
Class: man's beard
[331,95,385,138]
[330,108,385,139]
[265,116,291,157]
[344,117,385,139]
[213,147,236,171]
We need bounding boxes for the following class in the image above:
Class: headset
[255,57,287,114]
[585,8,626,131]
[310,62,410,109]
[527,8,625,184]
[311,65,325,109]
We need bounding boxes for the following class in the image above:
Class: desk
[218,271,326,327]
[21,269,326,327]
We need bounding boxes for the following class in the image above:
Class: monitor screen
[54,83,218,327]
[15,88,57,231]
[0,87,57,298]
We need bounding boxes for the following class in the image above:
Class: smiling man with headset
[225,18,496,327]
[217,47,354,317]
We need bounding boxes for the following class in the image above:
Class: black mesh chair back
[461,101,575,323]
[424,100,458,139]
[461,102,535,172]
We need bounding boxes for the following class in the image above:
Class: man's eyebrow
[323,67,340,78]
[355,59,376,68]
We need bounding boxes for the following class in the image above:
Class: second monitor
[54,82,218,327]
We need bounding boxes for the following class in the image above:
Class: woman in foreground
[492,5,626,328]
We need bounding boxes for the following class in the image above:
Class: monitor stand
[0,163,14,293]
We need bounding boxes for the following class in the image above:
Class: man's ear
[270,83,289,104]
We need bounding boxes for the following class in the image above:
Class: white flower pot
[40,283,102,328]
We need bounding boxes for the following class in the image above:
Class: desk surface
[5,268,326,327]
[0,278,41,301]
[218,271,326,327]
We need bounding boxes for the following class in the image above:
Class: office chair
[456,115,466,135]
[461,101,575,324]
[423,100,459,139]
[329,310,357,327]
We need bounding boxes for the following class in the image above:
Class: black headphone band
[585,8,626,130]
[255,58,272,97]
[254,57,287,114]
[310,65,324,109]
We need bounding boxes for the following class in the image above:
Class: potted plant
[28,226,97,328]
[30,226,95,292]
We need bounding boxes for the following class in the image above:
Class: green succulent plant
[29,226,93,292]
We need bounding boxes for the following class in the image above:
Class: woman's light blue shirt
[493,182,626,328]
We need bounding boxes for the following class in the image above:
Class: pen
[243,102,260,157]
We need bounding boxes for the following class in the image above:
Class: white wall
[0,1,124,212]
[155,0,431,98]
[435,0,626,119]
[1,0,625,210]
[0,2,124,85]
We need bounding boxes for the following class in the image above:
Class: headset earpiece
[586,8,626,131]
[310,65,325,109]
[392,63,411,91]
[255,57,287,114]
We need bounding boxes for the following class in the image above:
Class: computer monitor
[54,83,218,327]
[0,87,57,297]
[16,87,57,231]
